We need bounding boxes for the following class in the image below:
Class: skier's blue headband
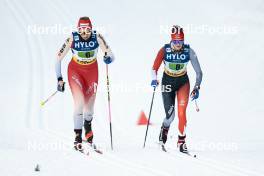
[171,40,184,45]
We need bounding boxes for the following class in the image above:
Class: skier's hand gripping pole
[40,91,58,107]
[106,64,114,150]
[143,86,156,148]
[190,87,200,112]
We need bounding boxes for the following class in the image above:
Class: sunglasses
[78,27,92,34]
[171,40,184,45]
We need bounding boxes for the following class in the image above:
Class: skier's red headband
[78,19,92,29]
[171,25,184,41]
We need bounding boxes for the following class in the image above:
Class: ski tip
[187,153,197,158]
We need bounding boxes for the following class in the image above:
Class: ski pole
[195,99,200,112]
[106,65,113,150]
[40,91,58,107]
[143,87,156,148]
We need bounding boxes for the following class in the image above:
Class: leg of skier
[83,67,98,144]
[159,76,176,145]
[176,81,190,153]
[68,66,86,151]
[83,92,96,144]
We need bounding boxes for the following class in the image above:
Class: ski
[88,143,103,154]
[169,146,197,158]
[156,142,197,158]
[156,142,168,152]
[82,139,103,154]
[169,148,197,158]
[73,147,89,156]
[179,151,197,158]
[161,144,167,152]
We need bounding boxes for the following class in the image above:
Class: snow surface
[0,0,264,175]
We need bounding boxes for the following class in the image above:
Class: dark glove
[190,86,200,101]
[103,56,113,64]
[57,77,65,92]
[151,80,158,88]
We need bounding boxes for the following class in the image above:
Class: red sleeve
[152,47,165,72]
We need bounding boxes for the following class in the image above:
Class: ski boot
[74,129,83,152]
[159,126,169,144]
[177,135,188,153]
[84,120,102,153]
[84,120,93,144]
[159,126,169,152]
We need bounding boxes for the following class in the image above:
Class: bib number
[169,63,184,71]
[78,51,95,58]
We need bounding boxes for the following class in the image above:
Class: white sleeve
[189,47,203,88]
[97,33,115,62]
[55,35,72,79]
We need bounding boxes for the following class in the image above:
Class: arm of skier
[151,47,165,87]
[189,48,203,99]
[97,33,114,64]
[55,35,73,92]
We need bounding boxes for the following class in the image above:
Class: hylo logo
[166,53,186,60]
[75,41,96,48]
